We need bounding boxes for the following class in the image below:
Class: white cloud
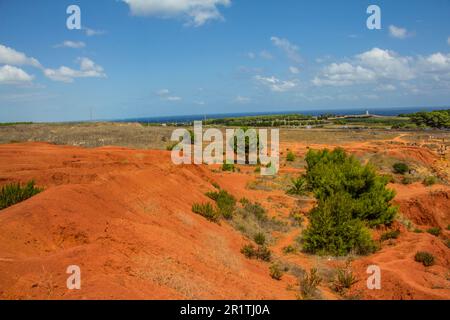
[313,48,415,86]
[356,48,415,80]
[156,88,182,101]
[0,65,34,84]
[44,58,106,83]
[254,75,297,92]
[375,84,396,91]
[54,41,86,49]
[122,0,231,26]
[259,50,273,60]
[389,25,410,39]
[235,95,251,103]
[83,27,106,36]
[289,66,300,74]
[270,36,301,63]
[312,62,376,86]
[0,44,41,68]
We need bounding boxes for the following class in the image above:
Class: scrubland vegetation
[1,180,42,210]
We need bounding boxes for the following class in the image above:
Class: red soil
[0,142,449,300]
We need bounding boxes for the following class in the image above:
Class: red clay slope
[0,143,296,299]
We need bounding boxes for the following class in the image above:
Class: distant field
[1,122,449,150]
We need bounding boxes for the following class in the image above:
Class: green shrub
[282,245,296,254]
[427,227,441,237]
[299,268,322,300]
[192,203,219,222]
[302,148,397,256]
[444,239,450,249]
[447,224,450,231]
[302,192,377,256]
[241,244,256,258]
[423,176,437,186]
[256,246,272,261]
[380,229,400,241]
[240,243,271,261]
[305,148,397,227]
[393,162,409,175]
[269,264,283,280]
[286,151,296,162]
[413,228,423,233]
[222,163,235,172]
[254,232,266,246]
[414,251,435,266]
[286,176,307,196]
[242,201,267,221]
[206,190,236,219]
[0,180,42,210]
[401,176,414,185]
[333,263,358,294]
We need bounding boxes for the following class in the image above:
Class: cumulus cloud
[389,25,410,39]
[157,88,182,101]
[313,48,415,86]
[54,41,86,49]
[0,65,34,84]
[0,44,41,68]
[289,66,300,74]
[270,36,301,63]
[44,57,106,83]
[122,0,231,26]
[254,75,297,92]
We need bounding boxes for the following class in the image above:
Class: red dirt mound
[0,143,296,300]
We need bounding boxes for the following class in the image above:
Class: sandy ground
[0,128,449,300]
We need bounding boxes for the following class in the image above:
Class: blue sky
[0,0,449,122]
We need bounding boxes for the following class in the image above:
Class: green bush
[301,148,397,256]
[254,232,266,246]
[445,239,450,249]
[241,244,256,258]
[423,176,437,186]
[206,190,236,219]
[414,251,435,266]
[380,229,400,241]
[0,180,42,210]
[401,176,415,185]
[333,263,358,294]
[393,162,409,175]
[299,268,322,300]
[256,246,272,261]
[302,192,377,256]
[286,176,307,196]
[286,151,296,162]
[269,264,283,280]
[305,148,397,227]
[413,228,423,233]
[192,203,219,222]
[427,227,441,237]
[222,163,235,172]
[240,243,271,261]
[282,245,296,254]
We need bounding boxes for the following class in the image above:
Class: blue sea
[117,106,448,124]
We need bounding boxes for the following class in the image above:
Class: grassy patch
[1,180,43,210]
[299,268,322,300]
[269,263,283,280]
[427,227,441,237]
[380,229,400,242]
[192,203,219,222]
[393,162,409,175]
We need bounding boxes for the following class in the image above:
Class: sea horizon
[116,105,449,124]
